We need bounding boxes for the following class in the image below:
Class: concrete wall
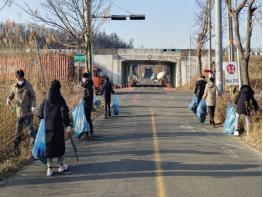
[94,55,121,85]
[94,49,215,88]
[180,56,215,86]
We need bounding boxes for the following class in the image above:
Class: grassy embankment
[0,80,104,180]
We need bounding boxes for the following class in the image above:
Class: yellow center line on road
[151,109,167,197]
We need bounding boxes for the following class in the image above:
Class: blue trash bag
[223,104,236,134]
[72,100,90,138]
[189,95,198,113]
[197,99,207,123]
[32,119,47,164]
[93,96,101,109]
[112,95,119,115]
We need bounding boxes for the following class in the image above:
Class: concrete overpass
[94,48,210,87]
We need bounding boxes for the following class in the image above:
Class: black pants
[84,102,93,134]
[207,106,215,124]
[197,96,202,105]
[15,115,36,151]
[105,98,111,117]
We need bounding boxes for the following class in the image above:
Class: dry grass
[0,80,103,180]
[214,56,262,151]
[0,83,34,181]
[242,93,262,151]
[214,94,231,124]
[182,56,262,151]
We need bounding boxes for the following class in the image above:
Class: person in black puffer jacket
[194,76,207,104]
[82,72,94,138]
[234,85,258,136]
[38,80,71,176]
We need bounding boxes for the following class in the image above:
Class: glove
[31,107,37,114]
[65,126,71,134]
[6,98,11,106]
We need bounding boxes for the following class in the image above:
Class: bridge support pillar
[176,61,182,87]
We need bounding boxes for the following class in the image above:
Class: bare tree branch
[19,0,110,50]
[0,0,12,11]
[225,0,258,85]
[194,0,214,75]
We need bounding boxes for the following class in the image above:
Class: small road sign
[74,53,86,63]
[223,62,239,86]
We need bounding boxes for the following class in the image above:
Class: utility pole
[84,0,93,78]
[235,0,242,89]
[227,0,234,93]
[188,35,191,88]
[208,0,212,76]
[215,0,223,94]
[227,0,234,62]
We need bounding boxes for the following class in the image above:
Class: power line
[112,2,135,15]
[169,38,189,48]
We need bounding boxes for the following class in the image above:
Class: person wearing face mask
[6,69,37,156]
[82,72,94,139]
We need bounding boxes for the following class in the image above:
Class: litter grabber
[68,132,79,162]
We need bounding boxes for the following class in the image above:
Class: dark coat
[235,85,258,115]
[194,78,207,98]
[37,89,70,158]
[82,79,94,105]
[101,81,115,101]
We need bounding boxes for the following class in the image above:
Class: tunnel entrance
[121,60,176,87]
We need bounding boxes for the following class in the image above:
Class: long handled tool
[68,133,79,162]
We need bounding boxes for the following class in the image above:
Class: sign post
[74,54,86,63]
[74,54,87,82]
[223,62,239,86]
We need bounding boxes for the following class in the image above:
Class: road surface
[0,87,261,197]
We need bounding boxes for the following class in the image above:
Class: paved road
[0,87,261,197]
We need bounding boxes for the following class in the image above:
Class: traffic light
[129,15,145,20]
[111,15,127,20]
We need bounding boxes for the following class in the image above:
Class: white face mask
[82,78,86,83]
[17,80,24,85]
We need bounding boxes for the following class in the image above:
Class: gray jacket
[8,80,36,118]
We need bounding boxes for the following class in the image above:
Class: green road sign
[74,54,86,63]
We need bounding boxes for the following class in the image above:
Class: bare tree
[225,0,259,85]
[20,0,111,73]
[195,0,214,75]
[0,0,12,11]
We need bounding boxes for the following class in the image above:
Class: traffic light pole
[84,0,93,78]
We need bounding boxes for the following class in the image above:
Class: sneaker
[234,131,239,136]
[212,122,216,128]
[58,164,69,173]
[47,167,53,177]
[86,133,92,140]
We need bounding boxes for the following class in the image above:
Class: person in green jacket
[7,70,37,155]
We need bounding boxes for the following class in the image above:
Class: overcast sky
[0,0,261,49]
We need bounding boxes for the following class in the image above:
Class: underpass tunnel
[121,60,176,87]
